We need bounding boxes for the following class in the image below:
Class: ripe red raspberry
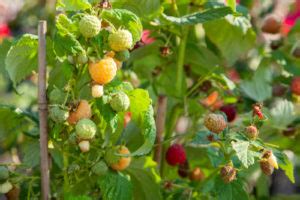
[165,144,186,166]
[291,77,300,95]
[252,103,264,120]
[220,105,237,122]
[204,113,227,134]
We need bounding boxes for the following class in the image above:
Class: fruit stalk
[38,20,50,200]
[154,96,168,168]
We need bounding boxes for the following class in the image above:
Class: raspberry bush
[0,0,299,199]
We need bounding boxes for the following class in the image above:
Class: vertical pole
[154,96,167,168]
[38,20,49,200]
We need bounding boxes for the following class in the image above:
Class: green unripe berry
[49,106,69,123]
[75,119,97,140]
[0,167,9,183]
[115,50,130,62]
[76,52,88,64]
[108,30,133,51]
[110,91,130,112]
[79,15,101,38]
[49,88,66,104]
[91,161,108,176]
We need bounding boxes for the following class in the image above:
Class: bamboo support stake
[38,20,50,200]
[154,96,167,168]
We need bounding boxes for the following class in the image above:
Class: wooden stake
[154,96,167,168]
[38,20,50,200]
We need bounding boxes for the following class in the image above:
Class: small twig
[38,20,50,200]
[154,96,168,168]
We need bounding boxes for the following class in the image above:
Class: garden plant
[0,0,300,199]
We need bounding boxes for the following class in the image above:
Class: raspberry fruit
[204,113,227,134]
[89,58,117,85]
[177,161,190,178]
[220,164,236,183]
[75,119,97,140]
[91,84,104,98]
[76,52,88,64]
[78,140,90,153]
[189,167,205,181]
[260,150,278,176]
[0,167,9,183]
[115,50,130,62]
[67,100,92,124]
[245,125,259,140]
[110,91,130,112]
[261,15,281,34]
[260,159,274,176]
[291,77,300,95]
[220,105,237,122]
[108,29,133,51]
[105,146,131,171]
[79,15,101,38]
[91,161,108,176]
[165,144,186,166]
[0,181,13,194]
[124,112,132,128]
[49,88,65,104]
[49,106,69,123]
[252,103,264,120]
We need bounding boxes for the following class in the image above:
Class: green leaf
[130,106,156,156]
[227,0,236,12]
[128,89,151,121]
[111,0,161,19]
[215,177,249,200]
[22,139,40,168]
[155,64,187,98]
[0,106,35,149]
[53,32,84,58]
[48,61,73,90]
[162,6,233,25]
[101,9,143,43]
[204,15,256,64]
[125,160,162,200]
[56,0,91,11]
[5,34,38,86]
[185,43,220,75]
[273,150,295,183]
[232,140,257,168]
[98,171,132,200]
[270,99,296,129]
[0,39,12,77]
[64,194,92,200]
[240,66,273,102]
[96,98,119,133]
[56,13,79,36]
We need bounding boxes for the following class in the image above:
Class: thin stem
[175,28,189,96]
[38,20,50,200]
[154,96,168,168]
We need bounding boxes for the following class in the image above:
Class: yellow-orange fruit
[67,100,92,125]
[189,167,205,181]
[110,146,131,171]
[88,58,117,85]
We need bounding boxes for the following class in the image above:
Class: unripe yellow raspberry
[108,29,133,51]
